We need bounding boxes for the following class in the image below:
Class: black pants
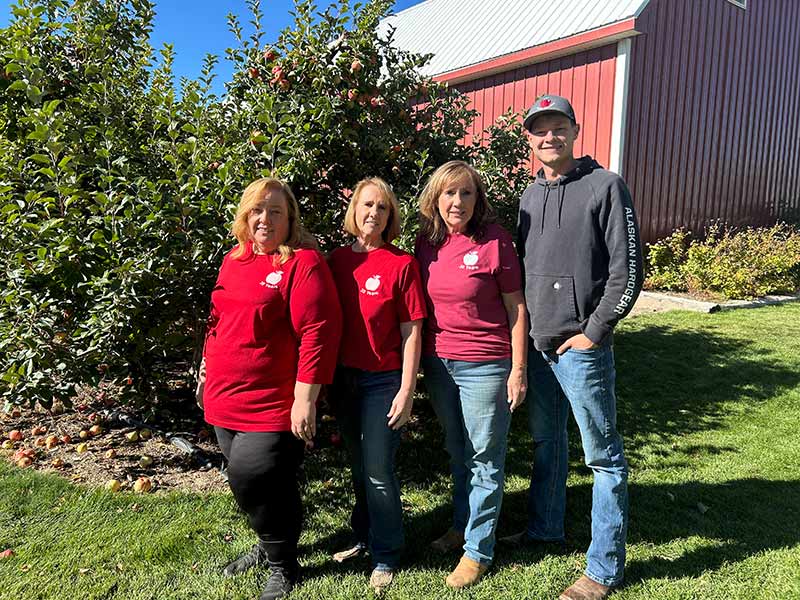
[215,427,304,568]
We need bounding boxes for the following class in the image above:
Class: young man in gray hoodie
[505,95,643,600]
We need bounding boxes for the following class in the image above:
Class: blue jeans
[331,367,404,571]
[422,356,512,565]
[526,343,628,587]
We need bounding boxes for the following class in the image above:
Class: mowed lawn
[2,304,799,600]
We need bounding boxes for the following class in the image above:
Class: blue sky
[1,0,424,93]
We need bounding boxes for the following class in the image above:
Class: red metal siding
[624,0,800,242]
[453,44,618,172]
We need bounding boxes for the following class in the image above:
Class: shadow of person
[497,478,800,584]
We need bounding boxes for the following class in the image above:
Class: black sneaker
[222,543,267,577]
[259,566,297,600]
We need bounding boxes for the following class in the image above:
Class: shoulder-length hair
[343,177,401,243]
[230,177,317,264]
[418,161,491,247]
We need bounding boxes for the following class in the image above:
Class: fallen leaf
[115,563,124,572]
[0,549,14,559]
[20,564,31,572]
[79,568,90,575]
[697,501,709,514]
[666,492,675,502]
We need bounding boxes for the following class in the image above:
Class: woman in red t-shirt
[328,178,426,595]
[196,178,342,600]
[415,161,528,589]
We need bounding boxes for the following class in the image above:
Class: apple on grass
[133,477,153,493]
[106,479,122,493]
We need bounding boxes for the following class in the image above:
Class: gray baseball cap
[523,95,577,131]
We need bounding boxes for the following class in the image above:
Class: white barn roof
[381,0,651,78]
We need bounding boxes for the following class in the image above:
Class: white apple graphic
[463,251,479,266]
[365,275,381,291]
[266,271,283,285]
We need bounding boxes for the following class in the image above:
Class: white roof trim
[381,0,652,78]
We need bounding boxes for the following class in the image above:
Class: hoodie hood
[533,156,603,233]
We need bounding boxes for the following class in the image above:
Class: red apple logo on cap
[540,98,552,108]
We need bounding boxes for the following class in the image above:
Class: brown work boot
[368,568,394,596]
[445,555,488,589]
[332,541,368,563]
[430,528,464,553]
[559,575,613,600]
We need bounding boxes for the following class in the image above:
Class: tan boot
[559,575,613,600]
[368,568,394,597]
[445,555,488,589]
[430,528,464,553]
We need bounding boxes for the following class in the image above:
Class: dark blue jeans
[526,343,628,587]
[331,367,404,571]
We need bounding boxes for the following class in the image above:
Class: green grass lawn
[2,304,799,599]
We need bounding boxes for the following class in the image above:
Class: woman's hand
[507,364,527,412]
[291,398,316,446]
[387,388,414,430]
[195,357,207,409]
[291,382,321,447]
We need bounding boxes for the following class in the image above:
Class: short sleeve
[395,258,428,323]
[493,227,522,293]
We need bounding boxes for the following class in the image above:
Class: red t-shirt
[203,246,342,432]
[415,223,522,361]
[329,243,427,372]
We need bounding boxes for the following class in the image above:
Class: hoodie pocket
[526,274,579,335]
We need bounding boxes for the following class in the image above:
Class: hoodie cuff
[582,318,611,347]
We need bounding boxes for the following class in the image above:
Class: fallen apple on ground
[125,431,139,443]
[31,426,46,436]
[1,440,13,449]
[78,430,89,440]
[139,428,152,440]
[51,457,64,468]
[133,477,152,493]
[76,442,89,453]
[8,430,23,441]
[60,434,72,444]
[104,449,117,459]
[139,455,154,468]
[16,457,32,468]
[106,479,122,493]
[89,425,103,436]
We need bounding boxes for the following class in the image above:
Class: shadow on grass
[498,478,800,582]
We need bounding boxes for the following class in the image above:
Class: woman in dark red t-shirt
[415,161,528,590]
[196,177,342,600]
[327,178,426,595]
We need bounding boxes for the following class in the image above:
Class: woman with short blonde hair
[328,177,426,595]
[197,177,342,600]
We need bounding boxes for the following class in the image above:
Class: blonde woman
[327,178,426,594]
[197,178,342,600]
[415,161,528,589]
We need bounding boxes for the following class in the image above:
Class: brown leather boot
[559,575,613,600]
[445,555,488,589]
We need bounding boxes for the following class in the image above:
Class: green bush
[645,223,800,299]
[0,0,531,410]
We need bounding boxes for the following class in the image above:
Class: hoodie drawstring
[540,180,565,232]
[540,184,550,234]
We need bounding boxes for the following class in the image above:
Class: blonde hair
[231,177,317,263]
[343,178,402,243]
[418,161,490,247]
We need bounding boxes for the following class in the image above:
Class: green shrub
[645,223,800,299]
[644,229,690,291]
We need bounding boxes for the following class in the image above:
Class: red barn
[383,0,800,242]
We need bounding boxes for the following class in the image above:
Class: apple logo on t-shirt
[365,275,381,291]
[462,251,479,267]
[261,270,283,288]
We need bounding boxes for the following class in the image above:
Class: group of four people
[196,95,643,600]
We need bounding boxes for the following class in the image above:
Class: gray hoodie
[518,156,643,352]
